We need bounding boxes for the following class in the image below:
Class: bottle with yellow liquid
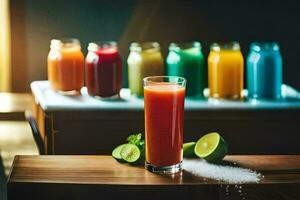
[208,42,244,99]
[127,42,164,96]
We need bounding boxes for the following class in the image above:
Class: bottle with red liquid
[85,41,122,98]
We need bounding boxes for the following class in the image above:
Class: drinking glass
[143,76,186,174]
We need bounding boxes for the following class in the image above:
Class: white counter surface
[31,81,300,111]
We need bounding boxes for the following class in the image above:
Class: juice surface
[144,83,185,167]
[48,47,84,92]
[208,50,244,99]
[86,48,122,97]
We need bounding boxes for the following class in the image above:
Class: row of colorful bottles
[47,38,282,100]
[167,41,282,100]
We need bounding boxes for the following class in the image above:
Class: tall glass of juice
[143,76,186,174]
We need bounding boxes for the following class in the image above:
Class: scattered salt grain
[183,159,262,184]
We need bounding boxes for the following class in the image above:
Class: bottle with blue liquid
[247,43,282,99]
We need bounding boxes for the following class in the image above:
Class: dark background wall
[10,0,300,92]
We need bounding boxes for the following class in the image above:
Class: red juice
[144,82,185,168]
[86,42,122,98]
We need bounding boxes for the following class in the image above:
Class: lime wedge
[194,132,228,163]
[183,142,196,157]
[120,144,141,163]
[112,144,127,160]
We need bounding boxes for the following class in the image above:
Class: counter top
[31,81,300,111]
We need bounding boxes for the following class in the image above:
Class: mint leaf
[138,140,145,151]
[126,133,145,151]
[127,133,142,145]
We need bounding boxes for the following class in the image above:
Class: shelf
[31,81,300,111]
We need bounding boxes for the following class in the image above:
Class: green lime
[183,142,196,157]
[120,144,141,163]
[194,132,228,163]
[112,144,127,160]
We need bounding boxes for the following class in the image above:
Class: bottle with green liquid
[166,42,206,97]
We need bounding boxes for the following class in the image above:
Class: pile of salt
[183,159,262,184]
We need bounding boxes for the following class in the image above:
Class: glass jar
[208,42,244,99]
[47,38,84,94]
[85,41,122,98]
[166,42,206,97]
[247,42,282,99]
[127,42,164,96]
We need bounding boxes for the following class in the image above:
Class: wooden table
[0,121,38,176]
[0,93,37,175]
[7,155,300,200]
[31,81,300,155]
[0,93,33,121]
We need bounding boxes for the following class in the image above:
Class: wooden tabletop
[7,155,300,200]
[0,93,33,120]
[8,155,300,185]
[0,121,38,176]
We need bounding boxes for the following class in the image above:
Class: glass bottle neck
[250,42,280,52]
[88,41,118,54]
[50,38,81,51]
[169,42,201,52]
[130,42,160,53]
[210,42,240,52]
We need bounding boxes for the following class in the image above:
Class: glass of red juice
[143,76,186,174]
[86,41,122,99]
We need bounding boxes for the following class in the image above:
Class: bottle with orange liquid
[208,42,244,99]
[48,38,84,94]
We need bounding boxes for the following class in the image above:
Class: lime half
[112,144,127,161]
[194,132,228,163]
[183,142,196,158]
[120,144,141,163]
